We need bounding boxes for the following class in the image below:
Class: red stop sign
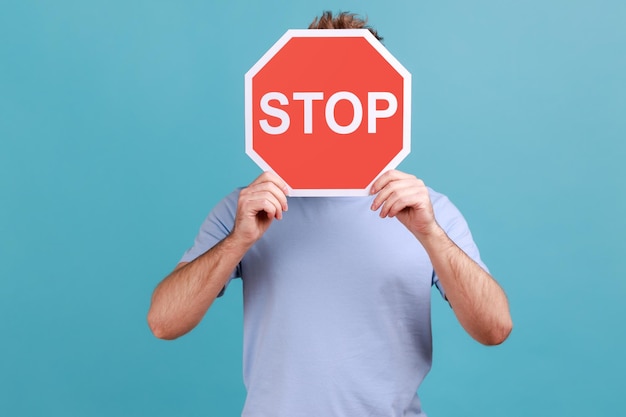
[245,29,411,196]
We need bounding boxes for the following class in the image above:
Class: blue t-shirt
[181,188,487,417]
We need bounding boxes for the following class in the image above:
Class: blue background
[1,1,624,416]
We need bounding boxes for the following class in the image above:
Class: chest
[240,199,434,304]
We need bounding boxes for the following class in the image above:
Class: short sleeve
[179,189,243,295]
[429,189,489,300]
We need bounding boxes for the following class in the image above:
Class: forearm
[147,234,251,340]
[418,226,512,345]
[369,171,512,344]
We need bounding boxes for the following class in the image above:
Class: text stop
[259,91,398,135]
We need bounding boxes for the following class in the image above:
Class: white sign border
[245,29,411,197]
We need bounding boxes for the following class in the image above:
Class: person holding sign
[147,11,512,417]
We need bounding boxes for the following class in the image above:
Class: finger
[241,196,279,221]
[384,190,419,218]
[385,184,431,218]
[371,183,395,213]
[378,182,416,217]
[371,178,414,213]
[247,190,284,220]
[250,171,289,194]
[247,181,288,212]
[370,170,413,195]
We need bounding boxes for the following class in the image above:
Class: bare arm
[371,170,512,345]
[147,172,289,340]
[415,227,512,345]
[147,235,252,340]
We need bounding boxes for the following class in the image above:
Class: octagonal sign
[245,29,411,196]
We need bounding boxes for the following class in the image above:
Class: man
[148,11,512,417]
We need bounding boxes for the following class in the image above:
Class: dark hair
[308,11,383,42]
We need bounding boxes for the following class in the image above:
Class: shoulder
[195,187,244,233]
[428,187,457,213]
[427,187,470,232]
[207,187,243,216]
[178,188,245,263]
[218,187,243,210]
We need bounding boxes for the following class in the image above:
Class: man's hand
[370,170,439,240]
[231,171,289,246]
[147,171,288,340]
[370,169,512,345]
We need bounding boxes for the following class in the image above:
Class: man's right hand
[147,172,288,340]
[231,171,289,246]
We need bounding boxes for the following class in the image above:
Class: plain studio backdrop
[1,1,624,416]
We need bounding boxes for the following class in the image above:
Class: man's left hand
[370,170,440,239]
